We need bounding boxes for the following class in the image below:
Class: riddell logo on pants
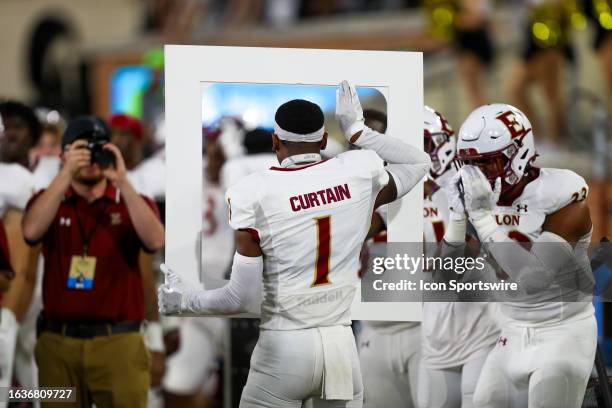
[296,290,343,307]
[498,336,508,346]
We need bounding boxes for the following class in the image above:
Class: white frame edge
[165,45,423,321]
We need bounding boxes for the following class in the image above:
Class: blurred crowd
[144,0,422,36]
[24,0,612,148]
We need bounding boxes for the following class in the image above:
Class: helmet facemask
[425,130,455,177]
[457,142,522,192]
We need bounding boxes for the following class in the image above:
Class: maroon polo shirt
[0,220,12,302]
[26,182,160,323]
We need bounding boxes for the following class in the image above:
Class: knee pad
[529,366,585,408]
[473,376,513,408]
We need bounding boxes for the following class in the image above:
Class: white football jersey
[0,163,35,218]
[364,205,420,333]
[489,167,593,325]
[32,156,60,191]
[225,150,389,330]
[423,173,451,243]
[201,179,233,281]
[421,169,499,369]
[221,153,278,190]
[127,149,165,199]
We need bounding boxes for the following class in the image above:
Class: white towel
[318,325,353,400]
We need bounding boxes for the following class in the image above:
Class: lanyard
[72,200,107,257]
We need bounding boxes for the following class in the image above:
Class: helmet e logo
[496,111,530,139]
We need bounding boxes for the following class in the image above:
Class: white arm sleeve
[354,126,431,166]
[356,127,430,199]
[183,253,263,315]
[485,231,585,295]
[386,163,429,199]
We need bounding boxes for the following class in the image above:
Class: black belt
[40,319,142,339]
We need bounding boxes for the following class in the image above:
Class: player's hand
[60,140,91,177]
[443,170,467,221]
[102,143,127,184]
[149,351,166,387]
[335,80,365,141]
[158,263,188,314]
[459,165,500,222]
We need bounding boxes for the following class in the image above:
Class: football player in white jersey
[158,80,431,407]
[417,107,499,408]
[163,128,233,408]
[0,103,38,404]
[444,104,596,407]
[221,125,278,190]
[357,108,421,408]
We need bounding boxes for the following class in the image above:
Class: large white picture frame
[165,45,423,321]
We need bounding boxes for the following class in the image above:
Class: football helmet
[424,106,456,177]
[456,104,537,191]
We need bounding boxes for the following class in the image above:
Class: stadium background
[0,0,610,407]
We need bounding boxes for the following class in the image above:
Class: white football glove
[459,165,501,241]
[157,263,193,315]
[443,170,467,222]
[460,165,501,219]
[441,170,469,243]
[335,80,365,140]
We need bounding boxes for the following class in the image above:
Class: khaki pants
[35,331,150,408]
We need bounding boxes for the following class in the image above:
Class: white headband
[274,120,325,142]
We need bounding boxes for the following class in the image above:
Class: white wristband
[444,217,467,243]
[471,214,499,242]
[144,321,165,353]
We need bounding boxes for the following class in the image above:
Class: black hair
[0,100,42,146]
[244,128,273,154]
[274,99,324,135]
[363,109,387,133]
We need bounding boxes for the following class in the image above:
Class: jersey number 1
[312,216,332,287]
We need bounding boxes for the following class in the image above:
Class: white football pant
[473,314,597,408]
[0,308,18,408]
[163,317,226,395]
[417,353,488,408]
[240,326,363,407]
[358,324,420,408]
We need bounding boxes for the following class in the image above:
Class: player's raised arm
[335,80,431,205]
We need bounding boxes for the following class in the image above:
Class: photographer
[21,116,164,407]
